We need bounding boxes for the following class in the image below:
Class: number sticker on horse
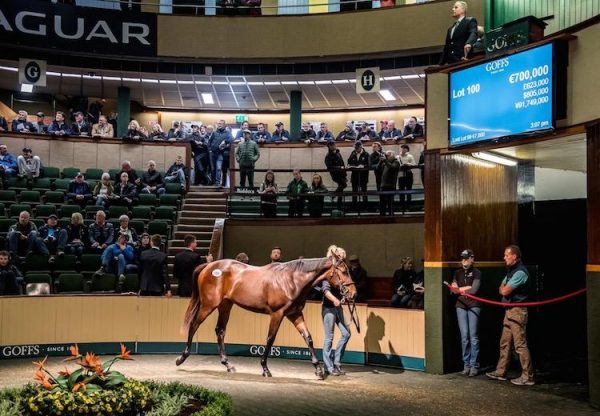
[212,269,222,278]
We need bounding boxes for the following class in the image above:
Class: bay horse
[176,250,356,378]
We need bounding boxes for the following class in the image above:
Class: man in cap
[347,140,370,211]
[356,123,379,141]
[348,254,368,303]
[324,141,347,209]
[34,214,68,263]
[335,122,357,142]
[33,112,48,134]
[17,147,42,179]
[271,122,290,142]
[235,129,260,187]
[451,249,482,377]
[66,172,93,208]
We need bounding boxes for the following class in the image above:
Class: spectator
[398,144,416,212]
[88,210,114,253]
[113,172,138,209]
[382,120,401,141]
[270,246,282,263]
[115,215,139,248]
[235,252,249,264]
[0,115,7,133]
[0,251,23,296]
[335,123,357,142]
[439,1,478,65]
[189,125,211,186]
[234,121,251,141]
[135,233,152,261]
[71,111,91,136]
[236,129,260,188]
[356,123,378,141]
[17,147,41,179]
[258,170,278,218]
[33,112,48,134]
[418,141,426,187]
[253,123,272,144]
[324,141,347,209]
[307,173,328,218]
[379,150,400,216]
[391,257,419,308]
[115,161,141,187]
[34,214,68,262]
[348,254,368,303]
[271,122,290,142]
[91,115,114,139]
[316,123,335,143]
[0,144,18,189]
[167,121,185,141]
[7,211,38,258]
[299,122,316,142]
[164,155,188,190]
[48,111,71,136]
[65,212,87,258]
[141,160,165,195]
[98,233,137,281]
[402,117,424,140]
[93,173,116,208]
[138,234,169,296]
[347,141,370,211]
[148,123,166,141]
[369,142,385,191]
[378,120,389,138]
[286,169,308,217]
[451,249,481,377]
[209,120,233,188]
[173,234,213,297]
[11,110,35,133]
[108,112,118,137]
[66,172,93,208]
[123,120,147,141]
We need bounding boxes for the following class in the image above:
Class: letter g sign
[19,58,47,87]
[24,61,41,83]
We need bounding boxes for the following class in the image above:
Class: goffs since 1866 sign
[356,67,380,94]
[19,58,46,87]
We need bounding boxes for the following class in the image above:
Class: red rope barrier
[443,282,587,308]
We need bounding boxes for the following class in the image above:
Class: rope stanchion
[442,281,587,308]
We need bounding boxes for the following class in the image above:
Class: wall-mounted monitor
[449,43,555,147]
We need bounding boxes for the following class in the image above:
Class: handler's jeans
[456,307,480,369]
[322,305,351,372]
[495,306,533,380]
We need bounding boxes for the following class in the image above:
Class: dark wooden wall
[587,122,600,264]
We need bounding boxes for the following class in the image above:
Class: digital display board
[449,43,554,146]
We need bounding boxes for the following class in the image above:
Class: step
[175,226,214,235]
[176,217,217,226]
[183,198,226,206]
[173,231,213,240]
[181,204,227,212]
[168,246,210,255]
[180,210,225,218]
[169,239,211,248]
[186,191,227,198]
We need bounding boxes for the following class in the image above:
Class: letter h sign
[356,67,380,94]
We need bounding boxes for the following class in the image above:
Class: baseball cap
[354,140,363,148]
[275,121,283,126]
[326,140,336,146]
[460,249,474,259]
[36,112,44,117]
[22,147,32,152]
[48,214,58,220]
[75,172,84,178]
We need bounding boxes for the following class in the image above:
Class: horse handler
[321,276,351,376]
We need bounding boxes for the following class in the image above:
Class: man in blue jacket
[0,144,18,189]
[209,120,233,188]
[48,111,71,136]
[99,233,137,280]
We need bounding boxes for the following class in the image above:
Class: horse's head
[324,246,357,303]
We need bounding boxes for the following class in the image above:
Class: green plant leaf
[85,383,101,392]
[104,374,126,388]
[68,368,84,388]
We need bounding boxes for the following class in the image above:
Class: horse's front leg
[287,312,324,380]
[261,312,285,377]
[216,301,236,372]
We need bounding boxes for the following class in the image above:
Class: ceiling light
[0,66,18,72]
[315,80,331,85]
[348,79,356,83]
[471,152,518,166]
[379,89,395,101]
[195,80,211,85]
[21,84,33,93]
[332,80,349,84]
[178,80,194,85]
[383,76,402,81]
[402,74,420,79]
[141,78,159,83]
[298,81,314,85]
[281,81,297,85]
[264,81,280,86]
[212,81,228,85]
[47,71,61,77]
[103,76,121,81]
[247,81,263,86]
[201,93,214,104]
[229,81,246,86]
[122,77,141,82]
[418,73,426,78]
[62,73,81,78]
[159,79,177,84]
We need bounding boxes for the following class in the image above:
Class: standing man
[379,150,400,216]
[451,249,481,377]
[439,1,478,65]
[188,125,211,185]
[321,269,351,376]
[286,169,308,217]
[324,141,347,210]
[348,254,368,303]
[138,234,170,296]
[209,120,234,188]
[235,129,260,188]
[347,141,370,211]
[486,245,535,386]
[173,235,213,297]
[398,144,416,212]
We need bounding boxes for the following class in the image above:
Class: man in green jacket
[235,129,260,188]
[286,169,308,217]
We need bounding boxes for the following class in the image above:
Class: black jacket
[113,182,138,202]
[11,119,35,133]
[0,264,22,295]
[324,149,347,185]
[402,123,424,139]
[139,248,169,294]
[173,249,206,297]
[71,121,92,136]
[347,150,370,176]
[141,170,164,188]
[452,266,481,309]
[439,16,478,65]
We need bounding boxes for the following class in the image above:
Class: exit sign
[235,114,248,123]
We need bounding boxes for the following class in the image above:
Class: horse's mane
[263,258,330,298]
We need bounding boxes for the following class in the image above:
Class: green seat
[25,273,52,285]
[20,191,41,206]
[108,206,129,219]
[32,177,52,193]
[23,254,51,274]
[138,193,158,207]
[147,221,169,239]
[62,167,81,180]
[0,190,17,206]
[84,205,104,218]
[42,166,60,179]
[53,255,79,277]
[89,273,117,293]
[79,254,102,275]
[59,205,81,219]
[55,273,85,293]
[35,204,58,219]
[122,273,139,293]
[131,206,152,221]
[44,191,65,206]
[9,204,32,218]
[8,176,29,191]
[129,220,145,235]
[54,179,71,191]
[84,168,104,180]
[154,206,176,223]
[0,218,14,236]
[164,183,183,195]
[159,194,179,208]
[87,180,97,190]
[31,218,45,228]
[108,169,121,181]
[0,202,5,218]
[58,218,70,229]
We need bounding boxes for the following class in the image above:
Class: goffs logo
[485,58,510,72]
[24,61,41,83]
[2,345,41,358]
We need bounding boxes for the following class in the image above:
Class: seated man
[17,147,41,179]
[91,115,114,139]
[98,233,137,280]
[88,210,114,253]
[66,172,93,208]
[113,172,138,208]
[381,120,401,141]
[164,155,188,190]
[356,123,379,141]
[335,123,357,142]
[0,250,24,296]
[33,214,68,263]
[71,111,91,136]
[7,211,38,258]
[114,160,141,187]
[0,144,17,188]
[115,215,139,248]
[47,111,71,136]
[271,122,290,142]
[167,121,185,141]
[33,112,48,134]
[11,110,35,133]
[141,160,165,195]
[299,122,316,142]
[402,116,424,141]
[315,122,335,143]
[253,123,272,144]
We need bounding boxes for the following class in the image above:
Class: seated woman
[65,212,87,258]
[122,120,147,141]
[391,257,420,308]
[93,173,116,208]
[148,123,166,141]
[307,173,328,218]
[258,170,278,218]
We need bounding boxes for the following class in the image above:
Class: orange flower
[64,344,81,362]
[81,352,102,369]
[34,370,45,383]
[32,356,48,370]
[58,367,71,377]
[42,378,53,390]
[72,382,87,393]
[118,343,133,360]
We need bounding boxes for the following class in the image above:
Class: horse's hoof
[175,355,187,366]
[227,366,236,373]
[262,370,272,377]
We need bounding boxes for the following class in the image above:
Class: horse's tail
[180,262,210,335]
